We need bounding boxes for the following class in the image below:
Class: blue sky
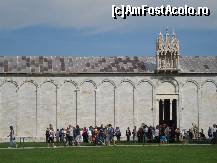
[0,0,216,56]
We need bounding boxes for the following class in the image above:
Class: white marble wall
[116,82,134,134]
[0,75,216,141]
[17,82,36,137]
[181,82,198,130]
[96,81,114,127]
[78,81,95,128]
[135,82,153,127]
[0,82,17,138]
[58,82,76,129]
[200,82,217,135]
[38,82,57,137]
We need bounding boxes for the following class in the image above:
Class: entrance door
[159,99,177,128]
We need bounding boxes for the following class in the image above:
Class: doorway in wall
[159,99,177,128]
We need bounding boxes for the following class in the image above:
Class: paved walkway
[0,144,214,150]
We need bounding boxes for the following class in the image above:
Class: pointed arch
[120,79,135,88]
[59,79,77,128]
[63,80,78,90]
[78,79,97,127]
[0,80,18,88]
[40,79,58,87]
[157,77,179,94]
[137,79,154,89]
[201,79,217,88]
[101,79,116,89]
[181,79,199,130]
[135,79,154,127]
[17,80,37,137]
[38,79,57,137]
[19,80,38,89]
[80,79,97,89]
[184,79,199,89]
[0,79,17,137]
[200,79,217,137]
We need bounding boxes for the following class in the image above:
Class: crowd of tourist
[45,123,217,147]
[45,124,116,147]
[6,123,217,148]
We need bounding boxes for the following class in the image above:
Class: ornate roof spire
[166,27,169,33]
[157,31,164,51]
[165,29,171,49]
[171,31,180,51]
[172,28,175,35]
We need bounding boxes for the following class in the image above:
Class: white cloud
[0,0,216,33]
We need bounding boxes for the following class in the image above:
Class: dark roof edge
[0,72,216,77]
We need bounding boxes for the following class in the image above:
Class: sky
[0,0,216,56]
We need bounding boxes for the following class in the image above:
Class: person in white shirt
[154,127,159,142]
[49,128,55,147]
[69,125,74,146]
[88,127,93,143]
[212,124,217,143]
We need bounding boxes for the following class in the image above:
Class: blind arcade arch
[156,78,179,128]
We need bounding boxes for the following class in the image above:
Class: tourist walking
[45,128,50,143]
[8,126,16,148]
[88,126,93,143]
[56,129,60,143]
[175,128,181,142]
[208,127,212,139]
[60,128,65,143]
[68,125,74,146]
[126,127,131,142]
[82,127,89,143]
[107,124,114,145]
[48,125,55,147]
[75,125,81,146]
[154,126,160,142]
[115,127,121,142]
[132,126,137,142]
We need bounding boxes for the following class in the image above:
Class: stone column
[94,90,97,127]
[178,84,182,129]
[133,87,135,127]
[55,86,58,130]
[170,99,172,120]
[113,88,116,128]
[177,55,180,69]
[75,89,78,125]
[197,86,201,132]
[176,98,180,128]
[35,86,38,137]
[156,54,159,70]
[152,85,154,127]
[155,99,160,126]
[15,87,18,137]
[162,100,164,121]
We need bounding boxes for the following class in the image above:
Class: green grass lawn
[0,145,217,163]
